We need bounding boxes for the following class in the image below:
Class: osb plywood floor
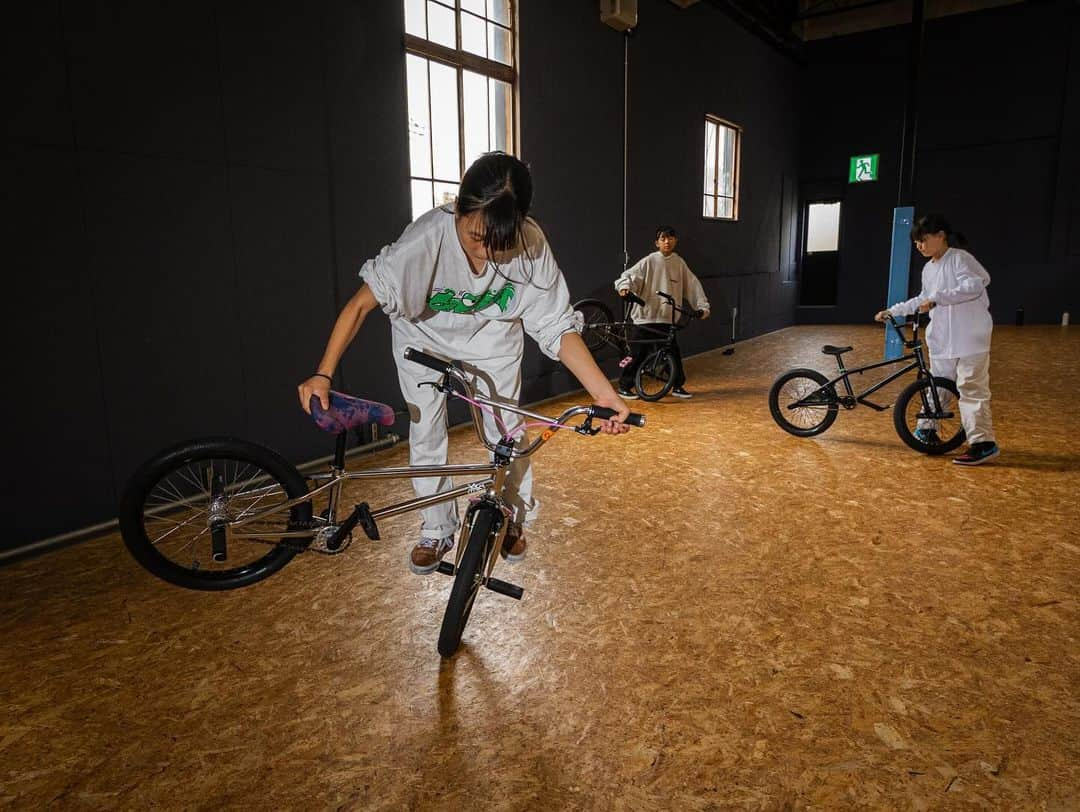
[2,325,1078,811]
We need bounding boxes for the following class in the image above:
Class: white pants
[919,353,995,445]
[393,339,538,540]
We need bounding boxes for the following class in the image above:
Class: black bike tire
[635,349,676,401]
[119,437,311,591]
[893,376,966,455]
[768,368,839,437]
[438,507,499,657]
[573,298,615,354]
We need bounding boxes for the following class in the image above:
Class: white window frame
[703,115,741,221]
[404,1,519,219]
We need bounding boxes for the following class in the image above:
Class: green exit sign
[849,154,879,182]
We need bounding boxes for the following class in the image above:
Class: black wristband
[312,372,333,383]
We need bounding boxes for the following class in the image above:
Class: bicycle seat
[821,345,853,356]
[310,390,396,434]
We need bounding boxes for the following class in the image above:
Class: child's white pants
[920,352,995,445]
[392,339,538,540]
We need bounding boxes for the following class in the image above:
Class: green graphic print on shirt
[428,283,516,315]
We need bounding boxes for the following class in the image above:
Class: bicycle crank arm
[327,502,379,550]
[434,561,523,600]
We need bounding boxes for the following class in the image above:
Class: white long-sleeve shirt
[359,206,578,363]
[887,247,993,359]
[614,251,710,325]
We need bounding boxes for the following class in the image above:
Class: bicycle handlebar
[657,290,703,318]
[883,313,922,346]
[591,406,646,428]
[403,347,645,456]
[402,347,455,375]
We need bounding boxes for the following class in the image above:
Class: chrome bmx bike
[119,347,646,656]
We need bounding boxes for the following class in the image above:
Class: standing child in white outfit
[298,152,632,573]
[875,214,1000,465]
[614,226,710,399]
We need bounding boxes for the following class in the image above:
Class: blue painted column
[885,206,914,359]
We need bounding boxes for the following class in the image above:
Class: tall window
[703,116,740,220]
[404,1,517,221]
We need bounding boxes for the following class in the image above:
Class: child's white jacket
[887,247,993,359]
[359,206,578,365]
[614,251,710,325]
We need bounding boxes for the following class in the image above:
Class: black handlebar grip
[403,347,453,374]
[591,406,646,428]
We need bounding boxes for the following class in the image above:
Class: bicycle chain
[237,517,351,556]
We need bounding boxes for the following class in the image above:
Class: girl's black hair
[911,213,968,248]
[656,226,678,239]
[456,151,533,257]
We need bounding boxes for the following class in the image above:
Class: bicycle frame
[622,291,697,350]
[787,315,950,415]
[221,360,611,569]
[823,354,924,412]
[591,297,636,355]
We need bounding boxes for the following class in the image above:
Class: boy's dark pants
[618,323,685,391]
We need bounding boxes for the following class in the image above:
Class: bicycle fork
[435,463,524,601]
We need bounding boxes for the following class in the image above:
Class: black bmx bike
[768,314,965,454]
[118,348,645,657]
[574,291,703,401]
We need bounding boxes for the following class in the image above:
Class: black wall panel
[227,164,339,461]
[324,0,412,414]
[5,4,74,147]
[80,150,247,489]
[216,1,327,172]
[63,0,224,162]
[518,0,626,398]
[918,7,1068,151]
[5,145,115,543]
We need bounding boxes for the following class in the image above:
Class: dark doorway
[800,200,841,306]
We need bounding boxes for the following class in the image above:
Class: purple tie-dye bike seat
[310,391,396,434]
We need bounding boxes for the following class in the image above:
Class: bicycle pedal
[485,576,523,600]
[355,502,380,540]
[436,561,455,576]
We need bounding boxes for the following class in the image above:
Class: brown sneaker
[501,521,527,563]
[409,534,454,574]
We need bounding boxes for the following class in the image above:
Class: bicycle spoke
[148,512,207,546]
[902,379,963,447]
[779,378,831,430]
[138,453,298,575]
[230,488,285,523]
